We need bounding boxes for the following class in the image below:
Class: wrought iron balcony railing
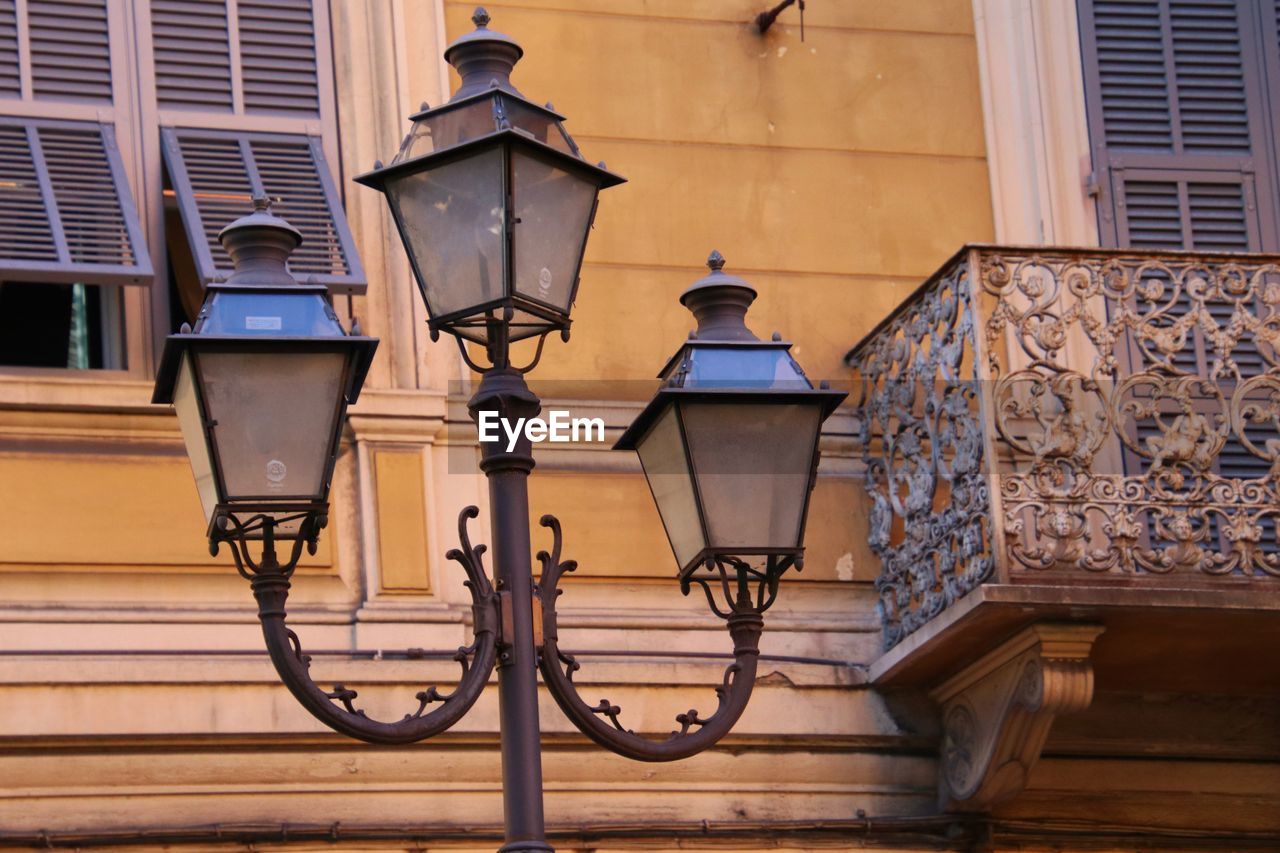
[847,245,1280,650]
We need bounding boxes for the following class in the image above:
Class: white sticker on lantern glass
[246,316,283,331]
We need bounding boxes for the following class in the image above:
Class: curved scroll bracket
[209,509,326,582]
[536,514,769,762]
[932,622,1104,811]
[221,506,499,745]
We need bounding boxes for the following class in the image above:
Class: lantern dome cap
[444,7,525,100]
[218,193,302,246]
[679,250,759,343]
[218,194,303,287]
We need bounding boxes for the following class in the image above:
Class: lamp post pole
[471,370,551,852]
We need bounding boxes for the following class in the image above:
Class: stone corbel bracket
[930,622,1104,811]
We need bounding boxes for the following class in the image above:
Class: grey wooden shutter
[0,117,151,285]
[1081,0,1277,250]
[151,0,233,110]
[237,0,320,115]
[28,0,112,102]
[150,0,319,116]
[151,0,363,295]
[0,1,154,289]
[0,0,114,104]
[1083,1,1273,376]
[1080,0,1279,488]
[0,2,20,97]
[161,127,362,292]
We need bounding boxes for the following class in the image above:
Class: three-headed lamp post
[153,9,845,853]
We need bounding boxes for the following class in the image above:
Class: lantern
[616,252,846,580]
[355,7,625,350]
[152,197,377,539]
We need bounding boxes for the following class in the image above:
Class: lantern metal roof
[616,251,846,452]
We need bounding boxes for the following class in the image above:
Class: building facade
[0,0,1275,850]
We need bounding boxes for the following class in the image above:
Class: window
[0,0,364,372]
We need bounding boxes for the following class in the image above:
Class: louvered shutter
[150,0,320,116]
[237,0,320,115]
[150,0,361,296]
[0,0,114,104]
[0,2,19,97]
[28,0,112,102]
[0,0,151,289]
[1083,1,1275,370]
[1082,0,1278,245]
[161,127,362,293]
[1079,0,1279,493]
[151,0,233,110]
[0,117,151,285]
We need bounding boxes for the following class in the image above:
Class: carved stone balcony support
[932,622,1102,811]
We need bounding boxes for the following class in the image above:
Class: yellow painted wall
[0,1,997,848]
[449,0,993,391]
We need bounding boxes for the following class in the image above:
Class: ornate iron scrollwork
[219,504,784,757]
[850,259,995,650]
[985,251,1280,579]
[536,514,767,762]
[219,506,499,745]
[851,247,1280,650]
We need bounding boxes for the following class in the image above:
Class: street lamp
[154,10,844,853]
[152,195,377,555]
[616,251,845,586]
[538,251,846,767]
[354,6,624,363]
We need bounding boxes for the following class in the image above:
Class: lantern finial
[444,6,524,99]
[679,250,758,342]
[218,196,303,286]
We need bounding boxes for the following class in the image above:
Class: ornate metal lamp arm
[535,515,768,762]
[215,507,499,746]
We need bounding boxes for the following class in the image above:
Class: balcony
[847,245,1280,809]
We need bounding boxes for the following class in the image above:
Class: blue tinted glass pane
[678,347,811,390]
[201,292,345,337]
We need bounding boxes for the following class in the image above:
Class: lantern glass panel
[679,401,821,552]
[507,305,561,342]
[173,353,219,524]
[197,349,348,501]
[674,346,811,388]
[386,146,506,320]
[504,100,578,157]
[635,405,706,570]
[398,100,499,161]
[200,292,343,336]
[511,149,597,313]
